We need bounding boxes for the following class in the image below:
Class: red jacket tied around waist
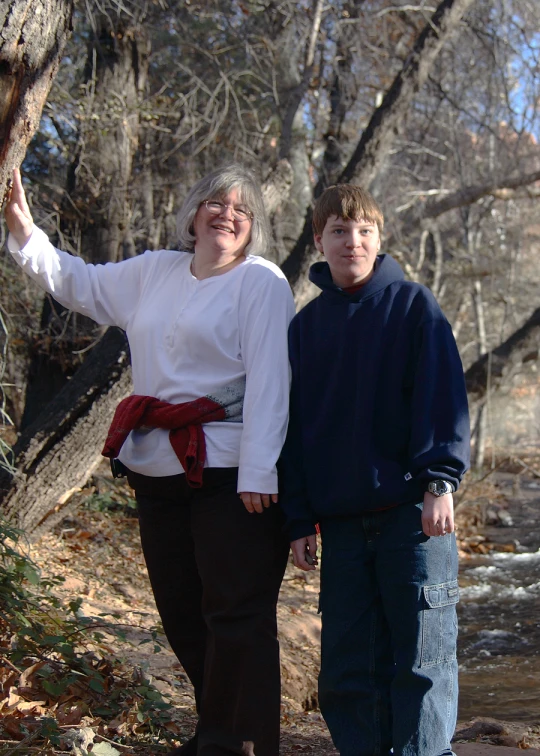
[102,382,244,487]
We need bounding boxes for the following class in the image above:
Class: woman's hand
[239,491,278,514]
[4,168,34,248]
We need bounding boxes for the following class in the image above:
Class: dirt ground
[15,460,540,754]
[455,747,540,756]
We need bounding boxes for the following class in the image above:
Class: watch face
[429,480,452,496]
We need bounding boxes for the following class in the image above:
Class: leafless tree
[2,0,540,530]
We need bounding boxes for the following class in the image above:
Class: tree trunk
[0,0,73,202]
[262,160,295,218]
[465,305,540,400]
[278,0,324,162]
[0,328,131,536]
[20,16,150,429]
[471,279,488,469]
[66,18,150,265]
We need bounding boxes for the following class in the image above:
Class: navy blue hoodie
[280,254,470,541]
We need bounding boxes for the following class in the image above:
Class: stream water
[457,476,540,722]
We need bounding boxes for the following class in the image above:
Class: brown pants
[127,467,289,756]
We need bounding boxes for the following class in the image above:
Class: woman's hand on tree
[4,168,34,248]
[239,491,278,514]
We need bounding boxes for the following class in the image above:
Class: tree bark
[20,16,150,429]
[465,305,540,400]
[278,0,324,162]
[66,18,150,264]
[0,0,73,201]
[261,159,295,218]
[0,328,131,536]
[281,0,477,297]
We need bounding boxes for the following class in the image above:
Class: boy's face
[315,215,380,288]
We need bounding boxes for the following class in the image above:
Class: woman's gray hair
[176,164,270,256]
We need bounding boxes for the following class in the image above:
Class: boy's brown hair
[313,184,384,236]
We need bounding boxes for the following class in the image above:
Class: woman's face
[192,188,252,259]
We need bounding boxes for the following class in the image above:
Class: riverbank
[2,459,539,754]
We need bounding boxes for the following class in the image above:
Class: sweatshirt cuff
[288,520,317,542]
[237,466,278,495]
[7,224,41,254]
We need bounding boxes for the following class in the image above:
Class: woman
[5,165,295,756]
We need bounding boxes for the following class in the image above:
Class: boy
[280,184,470,756]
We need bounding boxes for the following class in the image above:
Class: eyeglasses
[203,200,253,222]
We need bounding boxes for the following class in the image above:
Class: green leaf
[144,689,165,702]
[23,562,41,585]
[94,706,115,717]
[88,676,105,693]
[42,634,66,645]
[56,642,76,657]
[69,597,83,614]
[37,665,54,679]
[39,717,62,746]
[42,678,69,697]
[13,610,32,627]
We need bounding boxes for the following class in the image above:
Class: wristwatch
[427,480,455,497]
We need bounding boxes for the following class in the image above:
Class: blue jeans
[318,503,458,756]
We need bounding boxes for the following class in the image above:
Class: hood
[309,254,405,302]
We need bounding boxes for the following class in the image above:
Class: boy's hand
[422,492,454,537]
[291,535,318,571]
[4,168,33,248]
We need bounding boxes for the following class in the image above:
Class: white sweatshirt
[8,227,296,493]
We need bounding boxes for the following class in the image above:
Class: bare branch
[420,168,540,220]
[339,0,477,188]
[465,305,540,400]
[282,0,477,294]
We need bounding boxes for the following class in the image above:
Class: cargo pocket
[420,579,459,668]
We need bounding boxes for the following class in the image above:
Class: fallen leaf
[2,713,25,739]
[7,687,22,706]
[57,700,88,725]
[92,742,121,755]
[15,700,47,713]
[19,660,47,688]
[163,720,182,734]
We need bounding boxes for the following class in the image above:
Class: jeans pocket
[420,579,459,668]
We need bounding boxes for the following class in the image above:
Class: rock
[455,745,540,756]
[454,717,508,740]
[454,718,534,749]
